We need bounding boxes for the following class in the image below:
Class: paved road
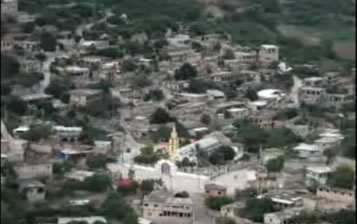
[192,193,215,224]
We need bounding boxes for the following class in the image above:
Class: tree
[201,114,211,125]
[1,55,20,78]
[96,48,123,59]
[1,95,28,116]
[233,120,268,153]
[53,162,73,175]
[83,173,112,193]
[22,124,52,142]
[101,192,137,221]
[40,32,57,52]
[329,165,355,189]
[140,179,155,195]
[222,49,235,59]
[174,63,197,80]
[205,196,234,210]
[86,154,108,170]
[239,198,275,222]
[220,146,236,161]
[144,89,164,102]
[265,156,284,173]
[244,88,258,101]
[150,108,175,124]
[209,151,225,165]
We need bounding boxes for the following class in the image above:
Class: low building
[1,37,15,51]
[293,143,323,159]
[259,45,279,65]
[1,0,18,18]
[65,66,90,78]
[21,59,42,73]
[204,183,227,197]
[18,180,45,202]
[305,166,332,185]
[53,125,82,143]
[206,89,226,102]
[303,194,353,212]
[14,163,53,180]
[69,89,102,107]
[220,202,244,218]
[298,86,326,105]
[119,88,143,101]
[264,207,302,224]
[316,186,355,204]
[65,170,94,182]
[59,148,92,165]
[58,216,107,224]
[143,190,194,224]
[259,191,303,210]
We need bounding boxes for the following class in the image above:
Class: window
[144,203,149,207]
[154,204,158,208]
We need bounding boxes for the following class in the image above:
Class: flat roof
[307,166,332,174]
[70,89,102,96]
[294,143,320,152]
[249,100,268,106]
[257,89,285,99]
[58,216,107,224]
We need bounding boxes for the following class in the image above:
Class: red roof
[116,178,135,187]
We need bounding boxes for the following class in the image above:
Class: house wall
[14,164,53,180]
[143,201,194,224]
[316,187,354,204]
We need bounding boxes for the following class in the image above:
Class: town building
[316,186,355,204]
[69,89,102,107]
[204,183,227,197]
[264,207,302,224]
[305,166,332,186]
[14,163,53,180]
[53,125,83,143]
[18,180,46,202]
[143,190,194,224]
[1,0,18,18]
[258,191,303,210]
[293,143,323,160]
[258,45,279,65]
[20,59,42,73]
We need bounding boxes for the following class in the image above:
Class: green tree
[1,55,20,78]
[233,120,268,153]
[329,165,355,189]
[144,89,164,102]
[205,196,234,210]
[240,198,275,222]
[174,63,197,80]
[150,108,175,124]
[209,151,226,165]
[201,114,211,125]
[84,173,112,193]
[265,156,284,173]
[140,179,155,195]
[222,49,235,59]
[244,88,258,101]
[53,162,73,175]
[86,154,108,170]
[40,32,57,52]
[22,124,52,142]
[1,95,28,116]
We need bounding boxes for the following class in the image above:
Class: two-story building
[143,190,194,224]
[69,89,102,107]
[305,166,332,186]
